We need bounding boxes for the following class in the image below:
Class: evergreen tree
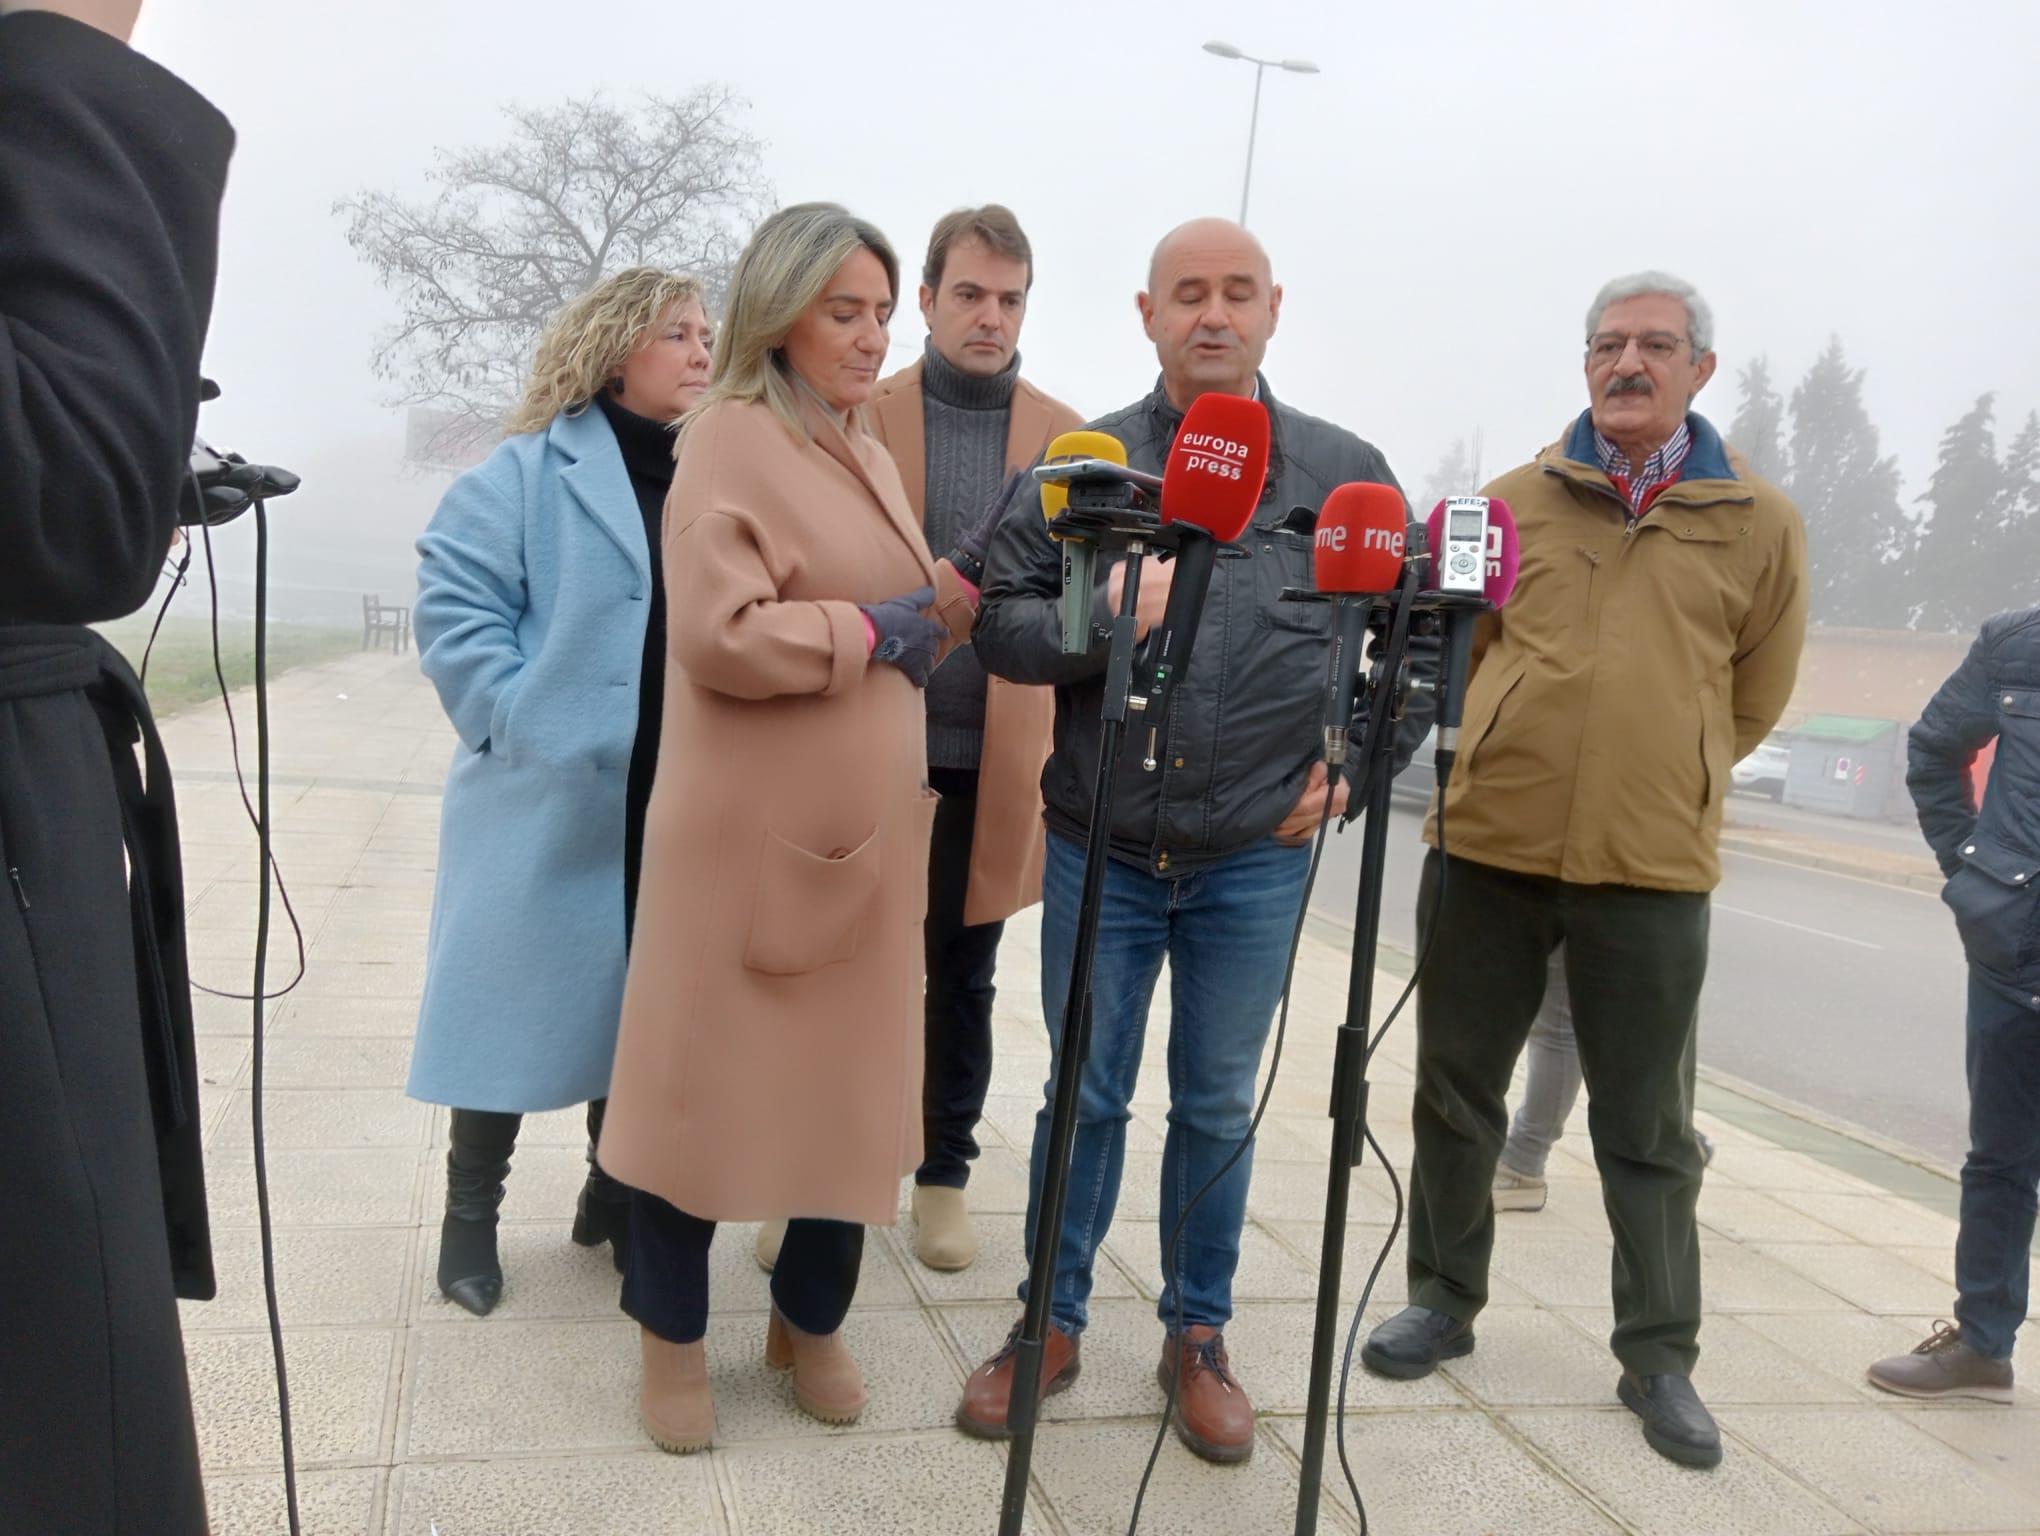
[1727,355,1786,482]
[1417,437,1477,514]
[1784,337,1912,627]
[1996,410,2040,614]
[1910,394,2003,632]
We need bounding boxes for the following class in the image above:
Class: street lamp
[1202,40,1320,226]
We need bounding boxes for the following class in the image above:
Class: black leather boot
[438,1108,520,1316]
[571,1096,632,1274]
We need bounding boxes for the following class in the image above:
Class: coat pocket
[1942,835,2040,978]
[1697,687,1731,819]
[743,822,882,976]
[1458,662,1526,774]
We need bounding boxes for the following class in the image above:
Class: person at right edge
[963,218,1427,1465]
[1867,603,2040,1403]
[1,3,233,1532]
[1362,272,1807,1470]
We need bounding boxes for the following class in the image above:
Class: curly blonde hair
[504,267,707,436]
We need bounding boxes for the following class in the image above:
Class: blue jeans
[1956,965,2040,1360]
[1021,832,1310,1336]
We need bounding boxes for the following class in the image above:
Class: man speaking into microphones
[962,218,1422,1464]
[1363,272,1808,1472]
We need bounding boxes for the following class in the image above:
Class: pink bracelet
[861,611,878,652]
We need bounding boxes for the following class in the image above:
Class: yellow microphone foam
[1039,430,1128,531]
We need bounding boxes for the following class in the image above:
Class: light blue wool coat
[406,407,651,1113]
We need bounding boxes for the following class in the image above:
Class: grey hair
[1585,271,1714,354]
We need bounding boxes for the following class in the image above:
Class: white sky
[135,0,2040,612]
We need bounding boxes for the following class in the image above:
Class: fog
[133,0,2038,624]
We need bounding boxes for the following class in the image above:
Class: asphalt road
[1307,796,1972,1167]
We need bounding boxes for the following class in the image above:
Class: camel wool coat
[864,359,1080,925]
[598,392,973,1226]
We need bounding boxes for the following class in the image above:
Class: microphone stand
[998,515,1171,1536]
[1291,561,1423,1536]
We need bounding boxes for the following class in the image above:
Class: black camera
[180,378,298,526]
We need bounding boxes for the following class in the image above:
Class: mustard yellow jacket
[1426,411,1807,893]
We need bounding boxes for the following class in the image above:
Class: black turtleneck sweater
[595,392,679,941]
[920,340,1018,771]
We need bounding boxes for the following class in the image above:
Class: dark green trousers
[1405,850,1711,1378]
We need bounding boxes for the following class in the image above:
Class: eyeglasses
[1587,331,1691,365]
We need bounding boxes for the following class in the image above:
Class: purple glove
[859,585,944,686]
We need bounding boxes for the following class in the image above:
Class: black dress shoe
[1360,1306,1476,1380]
[1618,1372,1722,1468]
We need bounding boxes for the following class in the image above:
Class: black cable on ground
[197,510,302,1535]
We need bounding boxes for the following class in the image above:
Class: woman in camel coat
[599,203,982,1453]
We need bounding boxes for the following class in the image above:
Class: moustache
[1605,375,1655,398]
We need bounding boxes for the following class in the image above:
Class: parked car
[1731,737,1791,801]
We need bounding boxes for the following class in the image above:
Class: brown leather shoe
[1867,1320,2016,1403]
[956,1319,1081,1438]
[764,1307,867,1424]
[1158,1326,1255,1463]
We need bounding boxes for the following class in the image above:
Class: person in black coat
[1869,604,2040,1402]
[1,4,233,1531]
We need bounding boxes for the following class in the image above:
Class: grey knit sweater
[920,339,1018,771]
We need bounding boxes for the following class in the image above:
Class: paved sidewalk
[168,650,2039,1535]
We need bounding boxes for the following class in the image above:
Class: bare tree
[337,88,771,454]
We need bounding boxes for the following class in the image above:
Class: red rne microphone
[1421,496,1521,608]
[1312,482,1411,765]
[1314,482,1409,596]
[1132,393,1272,770]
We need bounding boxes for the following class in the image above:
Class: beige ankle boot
[765,1308,868,1424]
[639,1328,714,1453]
[754,1219,786,1273]
[911,1184,979,1271]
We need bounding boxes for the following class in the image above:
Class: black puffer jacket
[974,375,1431,876]
[1908,604,2040,1006]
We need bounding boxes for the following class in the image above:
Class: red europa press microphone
[1132,392,1271,768]
[1310,481,1410,765]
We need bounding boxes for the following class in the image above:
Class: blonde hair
[692,202,898,441]
[504,267,707,436]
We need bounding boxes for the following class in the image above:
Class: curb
[1296,919,1966,1219]
[1694,1060,1956,1183]
[1716,831,1943,894]
[1391,786,1942,895]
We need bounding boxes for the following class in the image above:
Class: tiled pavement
[165,649,2040,1535]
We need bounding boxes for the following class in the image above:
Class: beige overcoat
[864,359,1081,925]
[599,392,972,1226]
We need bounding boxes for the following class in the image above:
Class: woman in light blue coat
[410,267,714,1314]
